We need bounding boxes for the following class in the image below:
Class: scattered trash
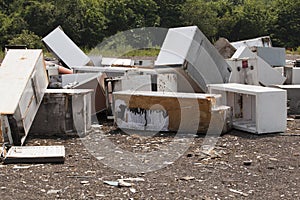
[104,177,145,188]
[0,23,299,199]
[269,158,278,161]
[229,188,249,197]
[118,179,132,187]
[80,181,89,185]
[130,188,137,193]
[12,165,31,169]
[243,160,253,166]
[180,176,195,181]
[103,181,119,187]
[47,189,62,195]
[121,178,145,182]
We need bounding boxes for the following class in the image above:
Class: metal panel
[254,47,286,67]
[42,26,91,68]
[155,26,232,92]
[232,47,286,86]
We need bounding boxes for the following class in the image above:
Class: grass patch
[123,48,160,57]
[286,46,300,55]
[89,46,160,58]
[0,50,4,61]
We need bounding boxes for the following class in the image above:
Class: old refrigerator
[0,50,49,145]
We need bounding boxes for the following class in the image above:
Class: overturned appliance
[113,91,232,134]
[231,47,286,86]
[155,26,232,93]
[30,89,92,137]
[0,50,49,145]
[208,83,286,134]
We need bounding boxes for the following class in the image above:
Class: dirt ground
[0,54,299,199]
[0,117,299,200]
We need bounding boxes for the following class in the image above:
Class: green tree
[8,30,43,49]
[0,11,28,49]
[21,1,59,37]
[213,0,271,41]
[231,0,270,40]
[103,0,159,37]
[270,0,300,48]
[181,0,219,39]
[154,0,186,28]
[53,0,107,48]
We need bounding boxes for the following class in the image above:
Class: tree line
[0,0,299,51]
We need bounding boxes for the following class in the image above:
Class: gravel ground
[0,118,299,200]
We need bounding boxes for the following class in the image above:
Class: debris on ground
[0,25,300,199]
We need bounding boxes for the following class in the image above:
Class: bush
[8,30,43,49]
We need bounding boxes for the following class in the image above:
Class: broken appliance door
[42,26,92,68]
[155,26,232,93]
